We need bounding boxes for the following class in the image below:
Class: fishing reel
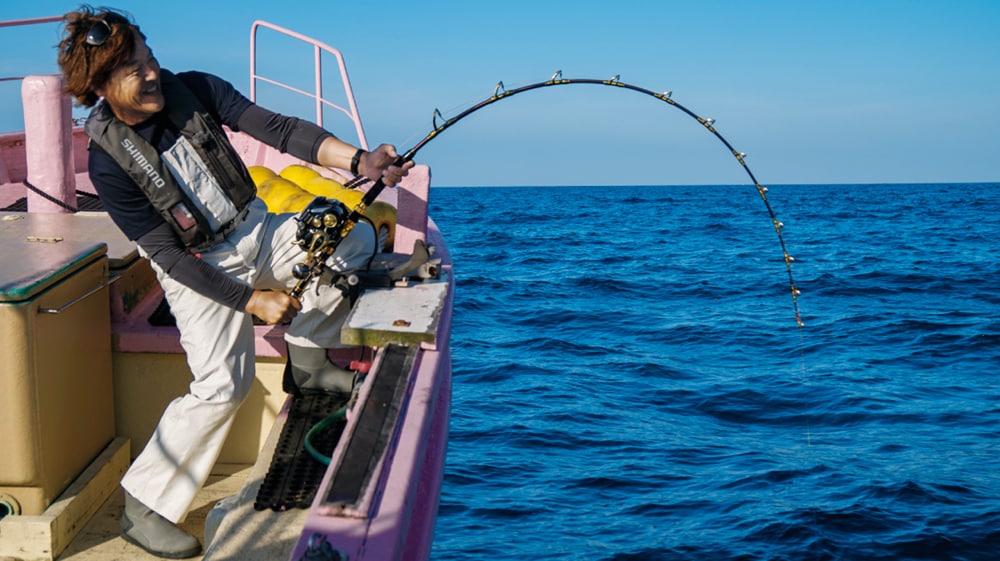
[290,197,355,298]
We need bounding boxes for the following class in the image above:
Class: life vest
[85,69,256,250]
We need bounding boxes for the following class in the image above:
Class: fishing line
[340,71,804,328]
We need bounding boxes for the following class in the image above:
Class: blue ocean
[426,183,1000,561]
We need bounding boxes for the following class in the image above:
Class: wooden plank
[0,438,129,561]
[340,276,449,348]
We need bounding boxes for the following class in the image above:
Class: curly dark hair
[58,5,145,107]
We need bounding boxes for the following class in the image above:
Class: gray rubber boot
[287,343,356,394]
[121,491,201,559]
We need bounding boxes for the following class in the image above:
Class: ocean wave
[429,184,1000,561]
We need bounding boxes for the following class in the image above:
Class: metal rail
[0,16,63,83]
[249,20,368,149]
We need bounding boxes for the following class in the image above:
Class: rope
[21,180,78,212]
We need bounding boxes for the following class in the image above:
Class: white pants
[121,199,375,523]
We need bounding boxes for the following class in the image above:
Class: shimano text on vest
[121,138,167,188]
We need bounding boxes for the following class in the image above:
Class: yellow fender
[257,176,310,213]
[279,164,322,187]
[365,201,397,251]
[249,165,396,251]
[301,176,346,198]
[248,165,277,189]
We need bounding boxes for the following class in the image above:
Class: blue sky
[3,1,998,186]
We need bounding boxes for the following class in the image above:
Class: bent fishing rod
[289,71,804,328]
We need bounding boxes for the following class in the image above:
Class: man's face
[96,35,164,125]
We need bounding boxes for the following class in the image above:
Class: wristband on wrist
[350,149,364,176]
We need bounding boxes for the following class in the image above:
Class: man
[58,7,413,558]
